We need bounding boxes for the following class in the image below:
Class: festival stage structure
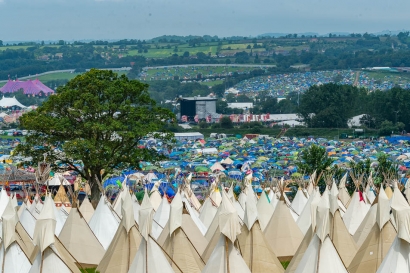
[0,79,55,96]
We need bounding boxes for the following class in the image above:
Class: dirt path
[353,71,360,86]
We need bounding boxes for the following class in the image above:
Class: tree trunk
[90,174,102,209]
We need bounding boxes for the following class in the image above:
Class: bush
[219,116,233,129]
[211,123,221,129]
[199,121,209,129]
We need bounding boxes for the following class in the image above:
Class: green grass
[191,127,379,139]
[221,43,262,50]
[127,44,219,58]
[141,65,267,81]
[200,80,224,86]
[25,72,79,82]
[0,45,31,51]
[281,261,290,269]
[0,71,128,86]
[80,269,98,273]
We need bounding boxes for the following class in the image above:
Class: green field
[127,43,219,58]
[220,43,262,50]
[0,71,128,87]
[200,79,224,86]
[26,72,79,82]
[140,65,270,81]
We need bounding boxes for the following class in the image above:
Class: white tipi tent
[88,195,120,250]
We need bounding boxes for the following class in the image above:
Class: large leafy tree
[15,69,175,205]
[298,83,367,128]
[296,144,334,175]
[296,144,334,192]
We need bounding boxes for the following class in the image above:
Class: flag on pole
[194,115,199,123]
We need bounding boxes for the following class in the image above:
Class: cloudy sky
[0,0,408,41]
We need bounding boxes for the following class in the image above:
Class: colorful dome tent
[0,79,54,96]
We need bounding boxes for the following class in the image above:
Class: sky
[0,0,409,41]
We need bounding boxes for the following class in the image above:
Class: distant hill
[258,32,319,38]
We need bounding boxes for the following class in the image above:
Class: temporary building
[256,190,274,231]
[199,195,218,230]
[291,187,308,216]
[264,182,304,261]
[46,174,71,186]
[88,195,120,250]
[181,195,207,235]
[201,189,242,262]
[347,187,397,273]
[53,185,71,213]
[182,173,201,211]
[237,187,284,273]
[79,196,94,223]
[58,208,105,268]
[296,188,321,236]
[127,190,176,273]
[29,196,81,273]
[209,182,222,207]
[343,183,370,235]
[151,194,171,239]
[96,192,142,273]
[201,190,250,273]
[0,96,26,108]
[157,191,206,273]
[0,199,36,273]
[376,185,410,273]
[338,173,350,207]
[149,181,162,211]
[328,182,358,267]
[0,79,54,96]
[19,206,37,239]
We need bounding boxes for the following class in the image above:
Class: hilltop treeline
[298,83,410,133]
[1,32,410,80]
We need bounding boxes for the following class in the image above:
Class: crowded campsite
[0,134,409,273]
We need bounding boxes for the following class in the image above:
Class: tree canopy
[298,83,367,128]
[296,144,334,176]
[15,69,175,205]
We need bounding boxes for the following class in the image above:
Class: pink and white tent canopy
[0,79,54,96]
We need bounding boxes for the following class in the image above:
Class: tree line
[297,83,410,133]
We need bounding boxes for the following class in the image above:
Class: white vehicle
[22,130,28,136]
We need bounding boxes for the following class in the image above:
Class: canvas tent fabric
[127,237,176,273]
[58,208,105,268]
[237,221,284,273]
[343,191,370,235]
[88,196,120,250]
[151,195,171,239]
[201,234,251,273]
[0,79,54,96]
[157,193,207,273]
[291,188,308,216]
[293,235,348,273]
[264,199,304,261]
[347,188,397,273]
[96,193,142,273]
[79,197,94,223]
[256,191,274,231]
[0,96,26,108]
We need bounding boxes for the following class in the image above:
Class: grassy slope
[191,127,379,139]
